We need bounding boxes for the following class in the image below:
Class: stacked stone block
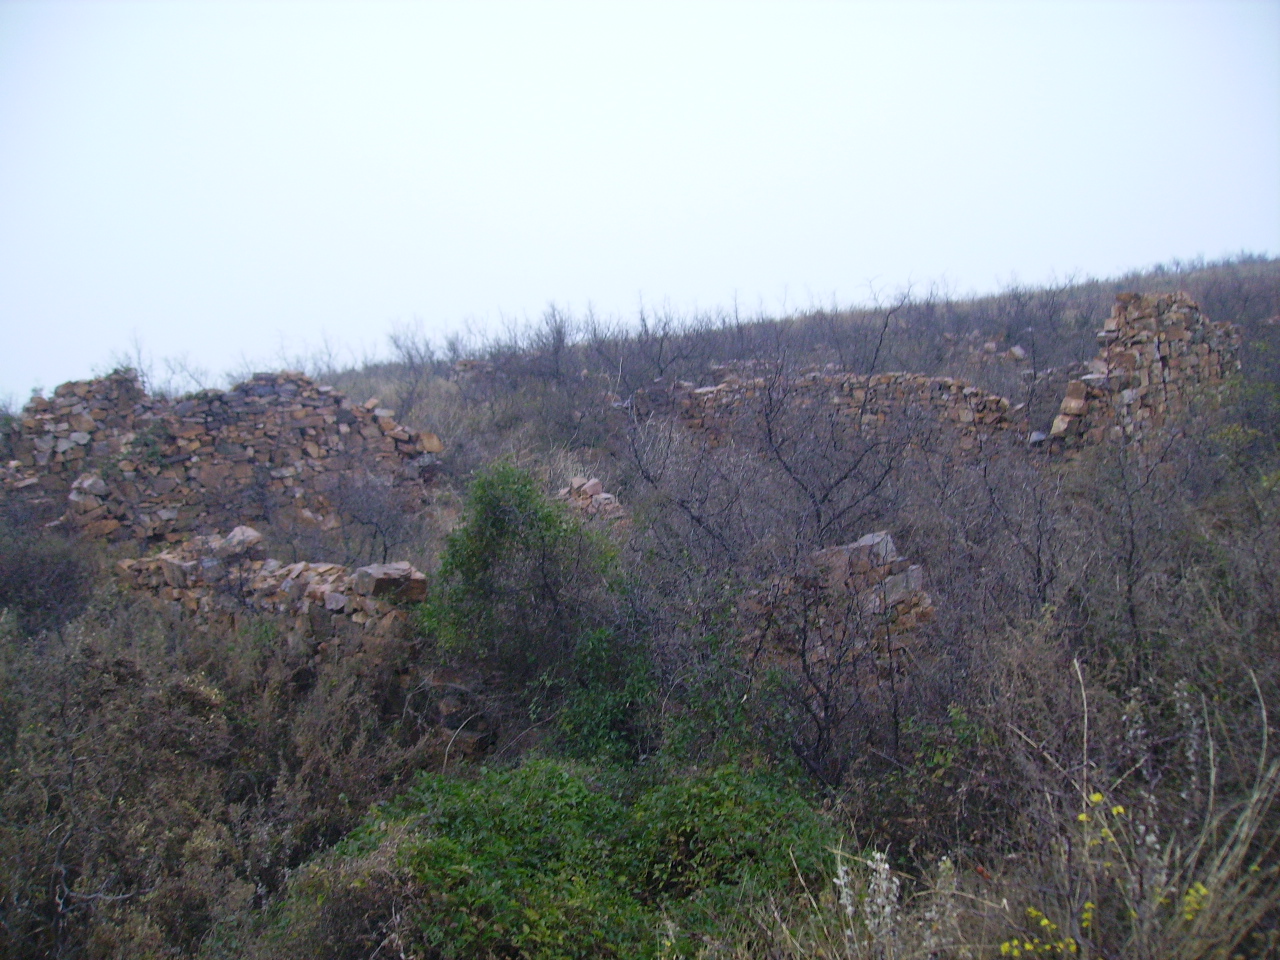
[114,524,426,642]
[741,530,935,673]
[639,370,1021,452]
[1049,292,1241,446]
[638,293,1240,458]
[555,476,625,519]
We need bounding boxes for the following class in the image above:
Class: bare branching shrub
[3,258,1278,958]
[0,587,442,959]
[0,520,96,634]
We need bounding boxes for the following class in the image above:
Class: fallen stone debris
[555,476,626,520]
[1047,292,1241,445]
[811,530,933,626]
[742,530,935,670]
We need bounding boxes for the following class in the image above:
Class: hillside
[1,257,1278,959]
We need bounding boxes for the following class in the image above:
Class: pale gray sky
[1,1,1277,399]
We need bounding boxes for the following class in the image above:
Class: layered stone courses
[1048,292,1241,445]
[639,370,1021,452]
[0,293,1242,672]
[742,531,935,672]
[555,475,626,520]
[2,370,443,544]
[114,524,425,641]
[636,293,1240,455]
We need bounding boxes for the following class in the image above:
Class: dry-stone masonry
[741,530,935,671]
[810,531,933,624]
[636,369,1021,452]
[112,524,495,754]
[2,370,443,545]
[1047,292,1241,446]
[555,476,626,520]
[115,523,425,641]
[635,293,1240,456]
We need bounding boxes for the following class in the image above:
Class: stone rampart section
[741,530,935,671]
[555,475,626,520]
[2,370,443,545]
[634,293,1240,456]
[638,370,1022,451]
[112,524,496,754]
[1047,292,1241,446]
[114,524,424,642]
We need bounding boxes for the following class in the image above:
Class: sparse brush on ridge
[0,258,1277,959]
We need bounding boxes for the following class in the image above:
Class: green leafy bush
[420,463,616,677]
[542,627,654,764]
[263,759,842,960]
[631,763,837,900]
[421,464,655,761]
[389,761,648,958]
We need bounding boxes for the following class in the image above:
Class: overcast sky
[1,1,1277,400]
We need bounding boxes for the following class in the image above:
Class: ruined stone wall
[2,370,443,545]
[1047,292,1241,447]
[112,524,495,754]
[114,524,424,640]
[740,531,934,673]
[635,293,1240,456]
[638,368,1024,452]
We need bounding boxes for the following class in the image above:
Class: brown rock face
[1050,292,1241,448]
[353,562,429,603]
[741,529,935,718]
[807,531,933,625]
[555,476,626,520]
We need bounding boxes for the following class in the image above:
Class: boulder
[353,561,428,603]
[216,525,264,557]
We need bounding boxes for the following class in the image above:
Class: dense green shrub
[631,763,837,899]
[421,463,616,674]
[262,759,843,960]
[421,463,656,761]
[386,761,648,959]
[541,626,654,764]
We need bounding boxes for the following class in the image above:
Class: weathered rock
[1050,292,1240,450]
[216,525,264,557]
[556,477,627,520]
[633,292,1240,460]
[353,562,428,603]
[71,472,109,497]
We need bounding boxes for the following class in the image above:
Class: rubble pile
[115,524,427,641]
[555,476,626,519]
[114,526,494,752]
[939,329,1032,366]
[2,370,443,544]
[1048,292,1241,446]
